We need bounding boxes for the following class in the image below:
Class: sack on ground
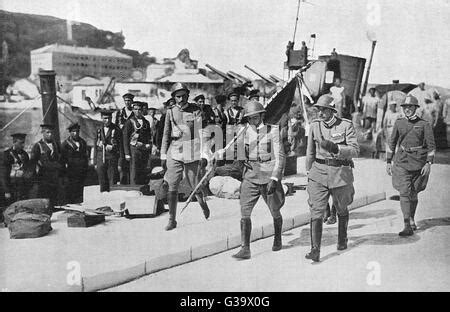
[8,212,52,239]
[3,198,53,226]
[209,176,241,199]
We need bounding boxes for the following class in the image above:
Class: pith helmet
[313,94,337,112]
[171,82,190,96]
[401,95,419,107]
[243,101,265,118]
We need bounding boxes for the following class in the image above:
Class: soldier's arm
[93,131,99,166]
[60,141,69,167]
[122,121,132,157]
[1,152,12,194]
[423,121,436,163]
[305,123,316,172]
[270,125,286,181]
[160,110,172,160]
[337,121,359,159]
[387,120,400,163]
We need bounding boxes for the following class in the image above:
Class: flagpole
[292,0,302,44]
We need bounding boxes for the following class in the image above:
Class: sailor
[61,123,89,204]
[305,94,360,262]
[160,82,211,231]
[194,94,215,128]
[232,101,286,260]
[212,95,228,127]
[143,104,158,145]
[1,133,32,205]
[225,90,244,126]
[155,98,175,154]
[94,110,123,192]
[123,101,152,185]
[115,93,135,185]
[386,95,435,236]
[30,124,64,207]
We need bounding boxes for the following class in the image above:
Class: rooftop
[31,43,132,59]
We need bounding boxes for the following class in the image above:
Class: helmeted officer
[115,93,135,185]
[123,101,152,185]
[61,123,89,204]
[30,124,64,207]
[386,95,435,236]
[160,82,211,231]
[1,133,32,205]
[305,94,359,262]
[94,110,123,192]
[232,101,286,260]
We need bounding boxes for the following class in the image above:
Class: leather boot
[399,219,414,236]
[165,191,178,231]
[195,193,210,219]
[232,218,252,259]
[410,200,418,230]
[272,217,283,251]
[337,215,349,250]
[305,219,322,262]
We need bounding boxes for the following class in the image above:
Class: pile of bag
[3,198,53,239]
[209,176,241,199]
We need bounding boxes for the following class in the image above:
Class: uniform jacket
[61,137,89,175]
[115,107,134,128]
[161,102,208,163]
[122,116,152,156]
[225,106,244,125]
[388,116,436,171]
[212,105,227,126]
[198,104,216,128]
[93,124,123,165]
[306,117,360,188]
[1,148,30,193]
[241,123,286,184]
[30,139,63,175]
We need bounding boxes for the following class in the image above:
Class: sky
[3,0,450,87]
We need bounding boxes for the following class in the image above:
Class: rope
[57,95,95,120]
[0,96,41,133]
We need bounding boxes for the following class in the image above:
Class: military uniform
[387,95,435,235]
[123,108,152,185]
[115,93,135,185]
[61,124,89,204]
[1,142,31,204]
[305,94,359,262]
[94,115,123,192]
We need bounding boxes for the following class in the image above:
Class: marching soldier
[94,110,123,192]
[386,95,435,236]
[115,93,135,185]
[232,101,286,260]
[123,101,152,185]
[61,123,89,204]
[30,124,64,207]
[305,95,359,262]
[160,83,210,231]
[1,133,32,204]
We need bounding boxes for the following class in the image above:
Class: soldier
[94,110,123,192]
[61,123,89,204]
[386,95,435,236]
[115,93,135,185]
[123,101,152,185]
[160,83,210,231]
[212,95,228,127]
[155,98,175,154]
[30,124,64,207]
[305,95,359,262]
[194,94,215,128]
[225,91,244,126]
[1,133,32,205]
[232,101,286,260]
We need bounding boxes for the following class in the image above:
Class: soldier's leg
[410,171,428,230]
[164,157,184,230]
[392,165,414,236]
[409,191,418,230]
[120,158,130,185]
[184,161,209,219]
[331,184,355,250]
[97,160,109,192]
[232,179,260,260]
[306,179,330,262]
[108,158,119,189]
[130,147,138,185]
[261,181,284,251]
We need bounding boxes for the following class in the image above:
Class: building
[71,76,111,109]
[30,44,133,80]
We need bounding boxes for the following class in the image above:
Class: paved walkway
[0,158,388,292]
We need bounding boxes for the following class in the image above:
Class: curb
[82,191,386,292]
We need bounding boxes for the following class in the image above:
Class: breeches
[164,158,201,192]
[239,179,282,219]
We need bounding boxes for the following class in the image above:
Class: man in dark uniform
[232,101,286,260]
[94,110,123,192]
[115,93,135,185]
[305,95,360,262]
[212,95,228,127]
[386,95,435,236]
[155,98,174,154]
[30,124,64,207]
[225,91,244,126]
[61,123,89,204]
[194,94,215,128]
[160,83,210,230]
[123,101,152,185]
[1,133,32,205]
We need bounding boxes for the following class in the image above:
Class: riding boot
[232,218,252,259]
[410,200,418,230]
[337,215,349,250]
[165,191,178,231]
[399,218,414,236]
[195,193,210,219]
[305,219,322,262]
[272,217,283,251]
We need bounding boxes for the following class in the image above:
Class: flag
[264,77,298,125]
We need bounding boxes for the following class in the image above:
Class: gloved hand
[320,140,339,154]
[200,158,208,168]
[161,159,167,171]
[421,162,431,176]
[267,180,278,195]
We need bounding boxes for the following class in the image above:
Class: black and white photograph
[0,0,449,296]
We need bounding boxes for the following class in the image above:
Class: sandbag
[8,212,52,239]
[3,198,53,226]
[209,176,241,199]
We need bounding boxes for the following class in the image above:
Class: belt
[400,145,423,152]
[315,158,353,167]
